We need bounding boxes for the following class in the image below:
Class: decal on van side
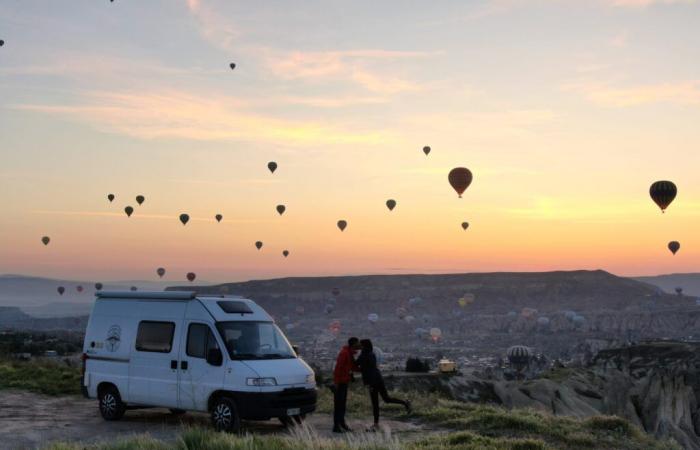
[105,325,121,352]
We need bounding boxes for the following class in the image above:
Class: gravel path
[0,390,428,449]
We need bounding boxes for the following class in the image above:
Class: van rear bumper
[233,387,317,420]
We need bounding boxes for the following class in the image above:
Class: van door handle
[170,360,177,369]
[181,361,188,370]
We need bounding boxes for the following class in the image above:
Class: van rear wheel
[211,397,241,433]
[98,386,126,421]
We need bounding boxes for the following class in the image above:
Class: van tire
[210,397,240,433]
[169,408,186,415]
[98,386,126,421]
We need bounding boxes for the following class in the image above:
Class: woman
[356,339,411,430]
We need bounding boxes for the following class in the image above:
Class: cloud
[185,0,238,52]
[12,90,394,145]
[564,80,700,107]
[263,49,437,95]
[607,0,695,7]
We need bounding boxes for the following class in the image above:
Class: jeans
[369,380,408,424]
[333,383,349,427]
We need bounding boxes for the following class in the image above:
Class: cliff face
[386,341,700,449]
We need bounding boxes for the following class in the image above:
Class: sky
[1,0,700,283]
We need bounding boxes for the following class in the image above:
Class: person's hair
[348,337,359,347]
[360,338,373,352]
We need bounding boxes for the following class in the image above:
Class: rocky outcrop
[386,341,700,449]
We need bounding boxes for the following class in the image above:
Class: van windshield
[216,321,296,360]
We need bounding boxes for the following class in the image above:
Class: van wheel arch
[209,393,241,433]
[97,383,126,421]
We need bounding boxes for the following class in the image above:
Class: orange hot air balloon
[448,168,473,198]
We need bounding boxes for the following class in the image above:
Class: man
[332,336,361,433]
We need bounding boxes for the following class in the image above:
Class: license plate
[286,408,300,416]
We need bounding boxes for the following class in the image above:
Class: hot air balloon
[429,327,442,343]
[95,282,103,291]
[332,287,340,297]
[157,267,166,278]
[57,286,65,295]
[135,195,145,205]
[124,206,134,217]
[675,287,683,296]
[448,167,473,198]
[368,313,379,323]
[276,205,286,215]
[386,199,396,211]
[337,220,347,232]
[268,161,277,173]
[107,194,115,202]
[130,286,138,291]
[179,213,190,225]
[76,286,84,293]
[229,63,236,70]
[215,214,223,223]
[423,146,431,156]
[282,250,289,257]
[507,345,531,372]
[186,272,196,282]
[328,319,341,335]
[461,222,469,231]
[255,241,263,250]
[649,181,677,213]
[41,236,50,246]
[668,241,680,255]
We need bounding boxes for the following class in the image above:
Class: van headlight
[306,374,316,385]
[246,377,277,386]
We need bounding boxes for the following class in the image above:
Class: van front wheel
[98,386,126,421]
[211,397,240,433]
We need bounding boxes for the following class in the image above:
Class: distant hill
[634,273,700,297]
[170,269,686,315]
[0,274,183,316]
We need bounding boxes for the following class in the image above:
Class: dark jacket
[356,349,382,386]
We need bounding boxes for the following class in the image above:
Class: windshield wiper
[231,353,263,360]
[262,353,294,359]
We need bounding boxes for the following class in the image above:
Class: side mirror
[292,345,300,356]
[207,348,223,366]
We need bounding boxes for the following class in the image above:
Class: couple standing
[332,337,411,433]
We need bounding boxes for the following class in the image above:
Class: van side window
[186,323,219,358]
[135,321,175,353]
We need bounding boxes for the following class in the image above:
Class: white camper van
[81,291,316,432]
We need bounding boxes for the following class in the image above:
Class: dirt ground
[0,390,427,450]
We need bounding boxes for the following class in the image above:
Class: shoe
[332,427,345,433]
[405,400,412,414]
[328,384,337,394]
